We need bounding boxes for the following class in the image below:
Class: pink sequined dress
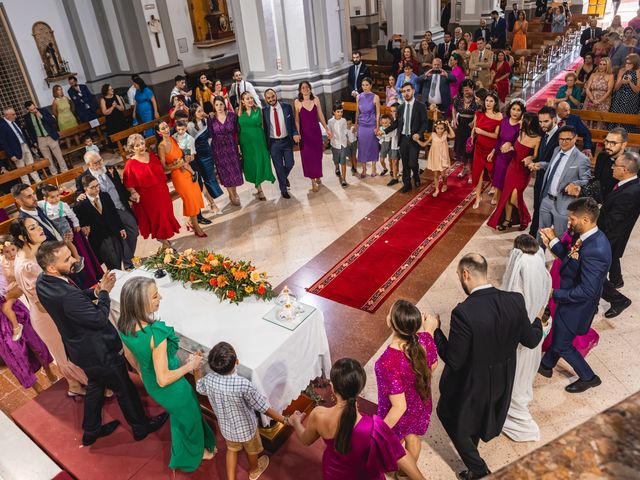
[374,332,438,439]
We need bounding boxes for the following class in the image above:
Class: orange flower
[209,277,218,286]
[226,290,236,299]
[217,275,228,288]
[222,261,230,269]
[206,252,216,262]
[257,284,266,295]
[200,264,212,273]
[233,270,248,281]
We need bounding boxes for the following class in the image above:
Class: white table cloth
[108,269,331,423]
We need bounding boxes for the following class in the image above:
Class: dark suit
[76,167,131,211]
[529,128,560,237]
[559,114,593,151]
[68,84,98,122]
[599,178,640,302]
[385,99,428,188]
[435,287,542,475]
[347,62,371,95]
[541,230,611,380]
[35,273,149,437]
[18,208,62,242]
[579,27,603,57]
[0,119,31,161]
[22,109,59,142]
[592,151,616,201]
[473,27,491,42]
[507,10,518,32]
[436,42,455,63]
[420,70,456,114]
[74,193,127,270]
[262,102,299,195]
[490,17,507,49]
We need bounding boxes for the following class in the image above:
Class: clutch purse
[465,136,474,154]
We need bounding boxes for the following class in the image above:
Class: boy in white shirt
[327,104,349,187]
[346,119,358,176]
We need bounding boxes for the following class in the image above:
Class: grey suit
[537,146,591,238]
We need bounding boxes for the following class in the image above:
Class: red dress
[471,112,501,187]
[491,61,511,102]
[487,140,533,230]
[123,152,181,241]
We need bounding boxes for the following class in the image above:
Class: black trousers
[448,428,489,475]
[529,173,544,237]
[97,236,125,270]
[609,256,622,284]
[399,135,421,188]
[602,278,629,308]
[82,355,148,437]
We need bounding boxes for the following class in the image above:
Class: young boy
[378,114,392,177]
[388,104,401,184]
[196,342,289,480]
[346,119,358,175]
[327,104,348,187]
[83,135,99,154]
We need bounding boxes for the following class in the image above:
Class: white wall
[139,0,170,68]
[73,0,110,76]
[2,0,88,107]
[350,0,366,16]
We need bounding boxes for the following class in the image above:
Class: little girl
[417,120,455,197]
[385,75,398,106]
[36,184,85,270]
[0,237,23,341]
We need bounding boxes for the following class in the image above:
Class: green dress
[120,321,215,472]
[54,97,78,130]
[237,108,276,185]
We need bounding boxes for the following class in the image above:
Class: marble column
[228,0,352,108]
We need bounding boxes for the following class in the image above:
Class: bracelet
[283,415,290,426]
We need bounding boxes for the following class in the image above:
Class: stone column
[384,0,442,41]
[458,0,499,27]
[228,0,352,108]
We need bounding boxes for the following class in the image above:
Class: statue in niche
[44,42,61,76]
[188,0,233,43]
[32,21,71,79]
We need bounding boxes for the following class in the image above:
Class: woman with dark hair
[488,112,541,231]
[576,53,596,89]
[289,358,425,480]
[132,75,159,137]
[208,96,243,205]
[51,84,78,132]
[375,300,437,469]
[395,46,420,75]
[471,91,502,208]
[452,39,470,74]
[448,54,466,104]
[195,73,214,114]
[118,276,216,472]
[100,84,129,142]
[512,10,528,51]
[11,217,88,396]
[294,81,331,192]
[490,51,512,102]
[211,79,233,111]
[356,77,381,177]
[416,40,434,72]
[610,53,640,130]
[452,80,477,180]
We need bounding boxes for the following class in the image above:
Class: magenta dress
[207,112,244,187]
[375,332,438,439]
[72,228,103,288]
[0,271,53,389]
[357,92,380,163]
[542,232,600,356]
[322,414,406,480]
[492,118,520,190]
[299,104,324,178]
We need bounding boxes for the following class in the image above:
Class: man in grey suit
[534,125,591,239]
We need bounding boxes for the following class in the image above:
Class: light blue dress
[135,87,155,137]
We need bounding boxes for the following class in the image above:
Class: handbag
[465,136,475,154]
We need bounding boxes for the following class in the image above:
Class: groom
[539,197,611,393]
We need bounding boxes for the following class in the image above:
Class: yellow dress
[512,20,527,51]
[54,97,78,131]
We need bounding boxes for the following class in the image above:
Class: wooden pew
[109,114,170,162]
[0,159,51,187]
[570,109,638,129]
[589,129,640,146]
[58,116,107,162]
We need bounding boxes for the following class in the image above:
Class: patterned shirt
[196,371,270,442]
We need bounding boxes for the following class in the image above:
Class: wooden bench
[589,129,640,146]
[58,116,107,160]
[570,109,638,129]
[0,159,51,187]
[109,114,170,162]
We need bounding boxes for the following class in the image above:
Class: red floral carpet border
[307,163,488,312]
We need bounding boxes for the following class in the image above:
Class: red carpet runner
[308,163,486,312]
[525,57,583,111]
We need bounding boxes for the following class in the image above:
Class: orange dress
[164,138,204,217]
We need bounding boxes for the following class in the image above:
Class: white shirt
[38,200,80,228]
[428,74,442,105]
[617,175,638,188]
[346,125,357,144]
[544,124,559,145]
[269,103,288,139]
[402,99,415,135]
[231,80,261,107]
[327,117,348,149]
[127,85,137,107]
[170,86,191,103]
[547,146,575,196]
[172,131,195,156]
[470,283,493,294]
[352,63,361,93]
[4,119,25,144]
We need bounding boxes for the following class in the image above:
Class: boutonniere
[568,240,583,260]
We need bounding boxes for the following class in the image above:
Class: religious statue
[32,21,72,80]
[44,42,61,77]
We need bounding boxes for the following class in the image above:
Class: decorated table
[108,268,332,425]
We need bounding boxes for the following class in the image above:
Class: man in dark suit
[77,151,138,267]
[23,100,67,175]
[384,82,428,192]
[599,152,640,317]
[539,198,611,393]
[426,254,542,479]
[490,10,507,49]
[11,183,65,242]
[440,1,451,31]
[556,101,593,158]
[420,57,457,118]
[589,127,628,203]
[437,31,455,63]
[347,51,371,99]
[67,76,98,123]
[579,18,603,57]
[527,106,560,237]
[0,107,41,183]
[507,3,519,32]
[473,18,491,42]
[35,241,168,445]
[74,175,128,270]
[262,89,300,199]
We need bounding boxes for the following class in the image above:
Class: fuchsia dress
[375,332,438,439]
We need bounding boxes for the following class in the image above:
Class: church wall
[71,0,110,76]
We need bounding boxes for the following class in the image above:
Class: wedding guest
[488,112,541,232]
[123,133,180,249]
[100,84,129,143]
[414,31,437,54]
[507,2,519,32]
[623,27,638,49]
[11,218,87,396]
[51,84,78,132]
[501,235,551,442]
[490,10,507,48]
[426,253,542,479]
[0,108,41,184]
[416,41,435,74]
[608,33,629,71]
[452,80,477,180]
[196,341,285,479]
[195,73,214,113]
[610,54,640,130]
[156,121,207,238]
[386,75,399,106]
[395,46,420,76]
[294,81,331,192]
[452,26,464,48]
[591,127,628,203]
[347,51,371,98]
[554,73,582,109]
[238,91,276,201]
[580,18,603,58]
[170,74,192,105]
[356,78,381,177]
[395,64,419,93]
[512,11,528,51]
[289,358,425,480]
[556,102,593,158]
[229,69,261,110]
[169,95,190,129]
[420,58,456,123]
[208,96,244,205]
[1,238,23,340]
[450,53,467,99]
[473,19,490,42]
[599,152,640,318]
[437,31,455,64]
[22,101,67,175]
[262,89,299,199]
[118,277,215,471]
[592,34,610,65]
[491,51,512,104]
[551,7,565,34]
[583,58,615,129]
[36,243,168,445]
[471,92,502,209]
[387,34,407,75]
[132,76,159,137]
[464,32,477,53]
[539,198,611,393]
[576,53,596,88]
[468,38,493,89]
[451,40,470,73]
[420,120,454,197]
[488,98,523,207]
[211,79,233,111]
[328,104,349,187]
[67,76,98,123]
[375,300,437,469]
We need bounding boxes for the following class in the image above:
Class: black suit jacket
[420,71,457,112]
[22,109,59,143]
[473,27,491,42]
[0,120,31,161]
[18,208,61,241]
[598,178,640,259]
[347,63,371,94]
[36,273,120,369]
[507,10,518,32]
[73,192,124,255]
[593,151,616,201]
[385,99,428,144]
[435,287,542,440]
[437,42,454,62]
[490,17,507,48]
[76,167,132,213]
[533,128,561,197]
[580,27,603,57]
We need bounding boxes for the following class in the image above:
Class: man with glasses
[535,125,591,240]
[599,152,640,314]
[592,127,628,201]
[77,151,138,269]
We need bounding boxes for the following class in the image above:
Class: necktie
[558,119,565,127]
[614,183,619,190]
[10,122,25,143]
[543,152,565,195]
[445,43,449,55]
[273,106,281,137]
[591,29,594,39]
[33,113,46,137]
[404,102,411,135]
[93,197,102,214]
[480,51,484,62]
[541,133,549,152]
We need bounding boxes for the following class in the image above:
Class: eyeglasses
[604,140,623,146]
[558,137,575,142]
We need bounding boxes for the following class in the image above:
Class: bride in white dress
[501,234,552,442]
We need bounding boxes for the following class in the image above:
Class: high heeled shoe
[497,219,513,231]
[194,229,208,238]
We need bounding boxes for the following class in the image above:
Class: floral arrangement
[134,248,275,304]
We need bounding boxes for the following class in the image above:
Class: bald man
[556,101,593,159]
